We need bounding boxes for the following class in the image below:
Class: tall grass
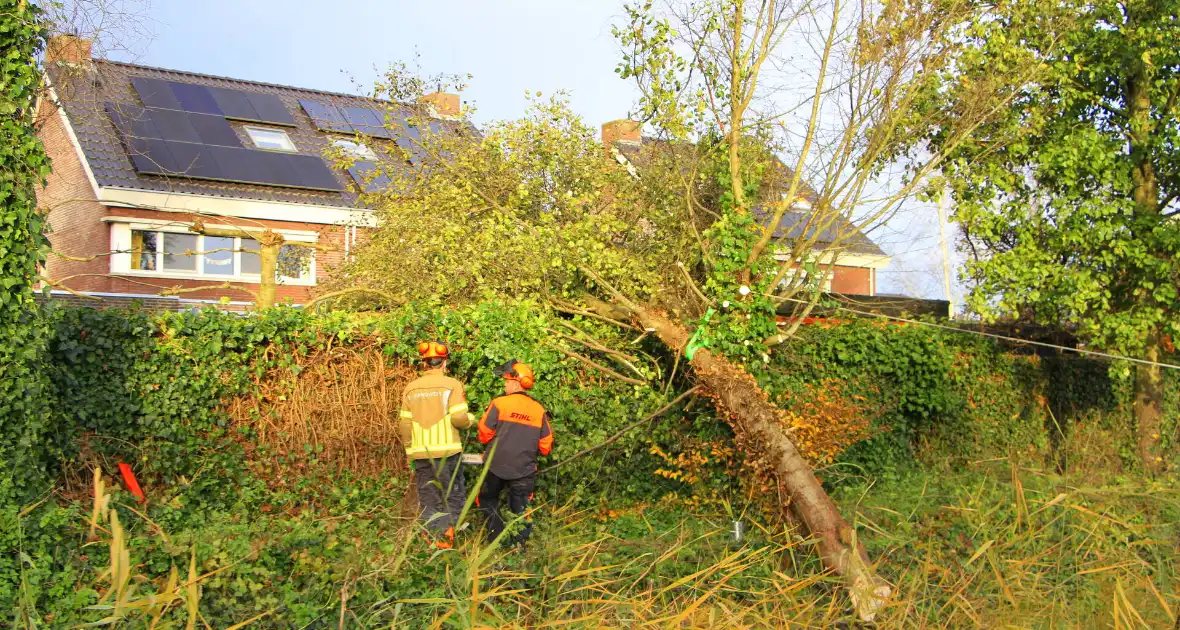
[20,461,1179,628]
[362,461,1179,628]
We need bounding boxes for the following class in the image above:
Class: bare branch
[553,346,648,386]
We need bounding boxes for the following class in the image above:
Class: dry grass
[226,340,413,477]
[375,462,1180,629]
[53,457,1179,628]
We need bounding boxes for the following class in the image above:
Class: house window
[203,235,235,276]
[333,139,377,161]
[162,233,198,272]
[128,229,311,282]
[277,244,309,280]
[240,238,262,275]
[245,126,297,152]
[131,230,158,271]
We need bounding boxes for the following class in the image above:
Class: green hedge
[763,319,1177,480]
[35,301,710,513]
[30,302,1169,510]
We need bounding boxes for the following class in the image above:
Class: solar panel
[399,120,422,143]
[208,86,260,122]
[127,137,178,173]
[393,136,423,165]
[104,101,132,137]
[170,82,223,116]
[367,109,394,139]
[255,151,303,187]
[342,106,386,137]
[146,107,201,143]
[132,77,183,110]
[347,161,391,193]
[187,112,242,147]
[126,107,161,140]
[206,145,270,185]
[246,92,296,126]
[163,141,223,179]
[299,100,353,133]
[288,154,346,191]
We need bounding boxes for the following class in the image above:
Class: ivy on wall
[0,0,53,504]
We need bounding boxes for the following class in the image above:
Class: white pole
[937,185,955,317]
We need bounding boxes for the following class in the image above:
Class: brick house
[36,36,887,310]
[36,36,460,310]
[601,120,891,296]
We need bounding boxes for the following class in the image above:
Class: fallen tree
[320,0,1030,617]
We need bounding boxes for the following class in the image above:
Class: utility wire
[773,295,1180,371]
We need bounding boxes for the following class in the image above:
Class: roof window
[245,126,297,152]
[333,139,378,161]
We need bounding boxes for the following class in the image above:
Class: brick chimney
[46,35,93,66]
[420,92,460,118]
[602,119,641,147]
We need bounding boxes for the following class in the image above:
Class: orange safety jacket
[477,392,553,480]
[399,369,471,460]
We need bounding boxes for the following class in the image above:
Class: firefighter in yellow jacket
[399,341,471,548]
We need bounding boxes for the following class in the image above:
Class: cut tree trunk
[587,295,890,620]
[257,243,279,310]
[1134,339,1164,475]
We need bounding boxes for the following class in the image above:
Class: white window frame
[108,220,316,286]
[244,126,298,152]
[779,266,833,292]
[333,139,378,161]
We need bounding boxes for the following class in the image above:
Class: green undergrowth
[7,303,1178,627]
[5,465,1177,627]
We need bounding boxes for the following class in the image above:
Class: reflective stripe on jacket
[400,369,471,460]
[477,392,553,480]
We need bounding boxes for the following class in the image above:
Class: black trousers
[479,472,536,544]
[414,454,465,534]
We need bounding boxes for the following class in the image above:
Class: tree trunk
[1124,27,1163,476]
[257,242,280,310]
[1135,339,1165,475]
[592,296,890,620]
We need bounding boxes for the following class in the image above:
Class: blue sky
[110,0,639,128]
[96,0,957,300]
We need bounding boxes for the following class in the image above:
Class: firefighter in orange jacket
[477,359,553,545]
[399,341,471,548]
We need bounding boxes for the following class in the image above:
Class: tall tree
[917,0,1180,473]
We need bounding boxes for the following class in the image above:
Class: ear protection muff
[496,359,535,389]
[514,363,535,389]
[418,341,448,359]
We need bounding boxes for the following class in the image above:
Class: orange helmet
[495,359,535,389]
[418,341,449,360]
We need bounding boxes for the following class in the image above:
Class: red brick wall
[95,207,347,304]
[830,265,872,296]
[37,99,110,287]
[36,102,350,306]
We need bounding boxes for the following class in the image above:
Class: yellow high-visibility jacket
[399,369,472,460]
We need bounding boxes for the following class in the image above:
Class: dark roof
[777,293,950,318]
[47,59,441,209]
[754,207,887,257]
[611,136,886,258]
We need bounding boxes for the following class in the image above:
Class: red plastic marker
[117,462,146,503]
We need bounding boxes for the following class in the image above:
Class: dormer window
[333,139,377,161]
[245,126,297,152]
